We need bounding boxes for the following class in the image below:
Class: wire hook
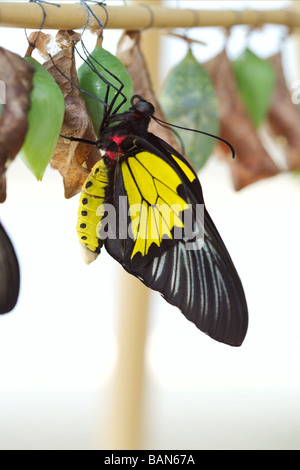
[25,0,60,49]
[79,0,108,35]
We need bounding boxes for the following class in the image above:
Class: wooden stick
[0,3,299,30]
[105,272,150,450]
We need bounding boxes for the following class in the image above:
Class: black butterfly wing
[105,135,248,346]
[133,209,248,346]
[0,222,20,314]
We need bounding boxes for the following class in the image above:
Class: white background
[0,0,299,450]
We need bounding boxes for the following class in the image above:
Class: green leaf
[20,58,65,180]
[232,48,276,128]
[78,45,134,135]
[159,49,219,171]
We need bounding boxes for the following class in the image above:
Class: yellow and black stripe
[76,158,110,262]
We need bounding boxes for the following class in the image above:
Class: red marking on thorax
[105,135,127,162]
[106,151,118,161]
[111,135,126,145]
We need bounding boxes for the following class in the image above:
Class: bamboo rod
[105,273,150,450]
[0,2,299,30]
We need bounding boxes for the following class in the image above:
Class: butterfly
[74,87,248,346]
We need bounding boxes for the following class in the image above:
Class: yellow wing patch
[172,154,196,182]
[122,151,190,260]
[76,159,109,254]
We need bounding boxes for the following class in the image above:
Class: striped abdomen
[76,159,109,263]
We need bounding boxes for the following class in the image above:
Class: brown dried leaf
[0,48,34,202]
[267,52,300,171]
[204,50,280,190]
[43,31,100,199]
[117,31,183,156]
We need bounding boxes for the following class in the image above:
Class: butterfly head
[104,95,154,132]
[130,95,155,118]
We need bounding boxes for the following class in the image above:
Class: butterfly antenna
[151,117,186,155]
[152,116,235,159]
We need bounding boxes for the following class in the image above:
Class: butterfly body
[77,96,248,346]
